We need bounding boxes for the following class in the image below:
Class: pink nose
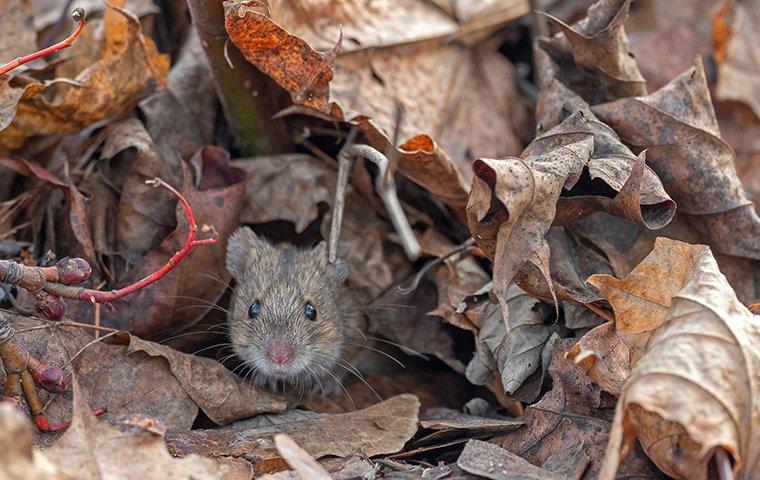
[266,341,293,364]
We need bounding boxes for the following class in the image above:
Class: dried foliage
[0,0,758,478]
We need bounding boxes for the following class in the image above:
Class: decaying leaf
[494,339,664,480]
[463,283,557,397]
[233,154,336,233]
[541,0,646,101]
[567,237,711,395]
[457,439,563,480]
[713,0,760,120]
[593,57,760,260]
[0,404,60,480]
[600,246,760,480]
[0,0,37,73]
[224,0,529,209]
[166,394,420,460]
[0,5,169,151]
[127,335,286,425]
[270,434,332,480]
[46,380,240,480]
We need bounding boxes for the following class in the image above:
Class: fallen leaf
[166,394,420,460]
[567,237,711,395]
[233,154,336,233]
[463,283,557,396]
[0,5,169,151]
[46,379,240,480]
[127,335,286,425]
[541,0,647,102]
[224,0,529,209]
[30,0,159,31]
[494,339,664,479]
[72,147,247,339]
[416,408,523,446]
[600,244,760,479]
[271,434,331,480]
[593,56,760,260]
[0,404,61,480]
[457,439,563,480]
[713,0,760,120]
[0,0,37,74]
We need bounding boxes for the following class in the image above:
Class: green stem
[185,0,290,155]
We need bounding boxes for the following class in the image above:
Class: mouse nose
[266,341,294,364]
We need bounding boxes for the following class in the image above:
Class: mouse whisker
[175,304,232,316]
[305,365,325,397]
[191,342,233,356]
[197,272,234,293]
[314,363,356,410]
[347,330,429,360]
[343,341,406,368]
[316,353,382,402]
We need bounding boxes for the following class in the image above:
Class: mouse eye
[248,300,261,319]
[304,301,317,321]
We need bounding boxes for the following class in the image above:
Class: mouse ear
[311,241,328,266]
[226,227,271,279]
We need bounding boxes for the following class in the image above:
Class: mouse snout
[266,340,294,364]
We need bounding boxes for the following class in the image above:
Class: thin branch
[0,8,86,76]
[0,177,218,318]
[328,128,359,264]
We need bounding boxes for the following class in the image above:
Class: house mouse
[225,226,366,394]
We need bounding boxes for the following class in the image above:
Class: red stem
[0,8,86,76]
[77,178,217,305]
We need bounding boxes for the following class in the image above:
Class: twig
[0,8,86,76]
[328,128,359,263]
[339,144,421,260]
[0,178,218,319]
[0,315,107,431]
[397,239,476,294]
[715,448,734,480]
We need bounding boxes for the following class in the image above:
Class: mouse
[225,226,366,395]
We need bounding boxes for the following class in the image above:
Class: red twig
[0,8,87,76]
[77,178,218,305]
[0,177,218,319]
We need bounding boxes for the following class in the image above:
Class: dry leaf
[593,57,760,260]
[46,380,240,480]
[494,339,663,479]
[541,0,646,102]
[0,0,37,72]
[567,237,711,395]
[0,5,169,151]
[127,335,286,425]
[713,0,760,120]
[457,439,563,480]
[600,245,760,479]
[0,404,61,480]
[271,434,331,480]
[233,154,336,233]
[166,394,420,460]
[224,0,528,209]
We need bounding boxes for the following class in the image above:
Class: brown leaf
[166,394,420,460]
[0,5,169,151]
[233,154,336,233]
[494,339,664,480]
[416,408,523,446]
[224,0,527,209]
[593,57,760,259]
[457,439,563,480]
[0,404,61,480]
[0,0,37,72]
[30,0,159,31]
[462,283,558,396]
[599,246,760,480]
[101,118,180,260]
[271,434,331,480]
[127,335,285,425]
[46,379,240,480]
[568,238,711,395]
[541,0,646,102]
[713,0,760,120]
[72,147,247,338]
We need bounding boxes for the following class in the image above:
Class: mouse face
[225,227,351,391]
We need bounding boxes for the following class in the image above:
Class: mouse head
[225,227,350,389]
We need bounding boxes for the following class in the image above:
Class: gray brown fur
[225,227,363,393]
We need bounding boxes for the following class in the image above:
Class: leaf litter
[0,0,758,478]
